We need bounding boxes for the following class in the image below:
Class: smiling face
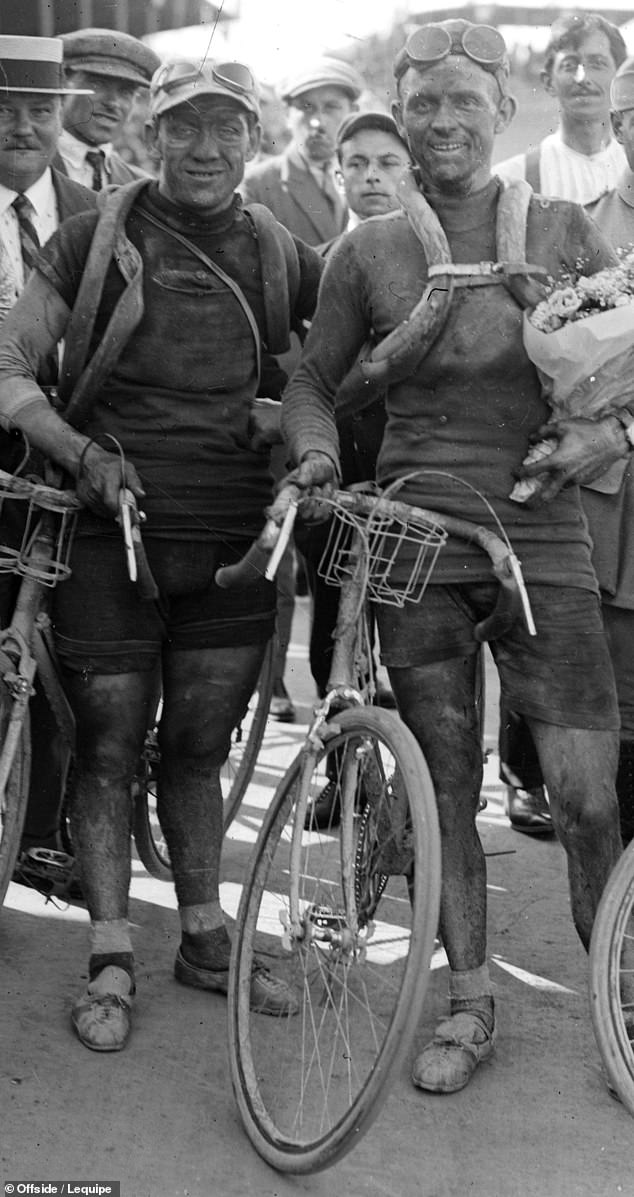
[150,95,260,216]
[544,30,618,123]
[338,127,412,219]
[62,69,137,146]
[0,91,63,191]
[287,85,356,163]
[393,57,513,197]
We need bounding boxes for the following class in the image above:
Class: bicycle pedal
[22,847,75,878]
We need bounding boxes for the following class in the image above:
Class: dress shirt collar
[58,128,113,175]
[0,167,56,217]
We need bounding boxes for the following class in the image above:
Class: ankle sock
[88,953,135,991]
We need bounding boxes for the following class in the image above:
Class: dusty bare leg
[528,720,622,950]
[158,641,266,965]
[389,653,487,971]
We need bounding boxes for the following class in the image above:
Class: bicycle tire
[0,692,31,908]
[133,640,276,880]
[227,705,441,1173]
[589,841,634,1114]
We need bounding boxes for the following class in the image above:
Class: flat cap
[61,28,161,88]
[281,56,363,102]
[611,56,634,110]
[336,110,409,153]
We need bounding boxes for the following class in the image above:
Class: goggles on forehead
[396,23,509,93]
[151,59,257,98]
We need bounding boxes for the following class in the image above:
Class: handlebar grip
[474,574,523,643]
[215,542,273,590]
[132,529,159,602]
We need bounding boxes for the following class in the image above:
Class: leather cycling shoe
[71,966,134,1052]
[412,1010,495,1094]
[174,948,298,1016]
[303,779,340,830]
[505,785,553,836]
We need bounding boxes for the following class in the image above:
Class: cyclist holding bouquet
[282,20,632,1096]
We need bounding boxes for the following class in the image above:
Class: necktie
[12,193,41,276]
[85,148,105,191]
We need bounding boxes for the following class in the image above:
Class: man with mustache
[0,35,97,876]
[495,13,629,836]
[497,12,627,205]
[56,27,160,190]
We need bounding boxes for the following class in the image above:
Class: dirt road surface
[2,600,632,1197]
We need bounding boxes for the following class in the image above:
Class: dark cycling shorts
[53,532,276,675]
[376,582,619,731]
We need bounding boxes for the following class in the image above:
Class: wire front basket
[0,469,79,586]
[318,501,448,608]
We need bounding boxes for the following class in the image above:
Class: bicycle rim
[228,705,441,1173]
[222,638,275,831]
[589,840,634,1113]
[0,693,31,908]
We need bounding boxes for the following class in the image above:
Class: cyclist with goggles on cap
[282,19,631,1097]
[0,57,323,1052]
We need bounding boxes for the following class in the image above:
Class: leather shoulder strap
[243,202,300,354]
[59,179,148,411]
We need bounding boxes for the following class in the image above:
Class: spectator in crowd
[0,57,323,1050]
[568,55,634,846]
[297,110,412,826]
[0,35,96,873]
[242,56,364,721]
[242,55,364,245]
[281,18,628,1095]
[495,12,629,835]
[56,28,160,190]
[496,11,627,205]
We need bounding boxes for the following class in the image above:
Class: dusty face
[62,69,137,146]
[150,95,259,216]
[393,57,512,197]
[286,85,356,163]
[0,92,63,191]
[338,127,412,219]
[545,31,618,123]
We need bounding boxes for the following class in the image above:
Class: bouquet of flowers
[510,248,634,503]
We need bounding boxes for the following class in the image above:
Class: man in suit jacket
[0,34,97,869]
[55,27,160,190]
[242,56,364,246]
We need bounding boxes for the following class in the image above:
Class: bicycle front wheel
[589,842,634,1114]
[228,705,441,1174]
[0,690,31,908]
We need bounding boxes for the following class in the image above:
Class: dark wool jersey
[36,184,322,540]
[283,178,617,590]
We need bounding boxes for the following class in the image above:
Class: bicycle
[217,481,533,1173]
[0,460,276,903]
[589,839,634,1114]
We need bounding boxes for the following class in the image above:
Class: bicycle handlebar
[0,466,159,602]
[215,485,536,643]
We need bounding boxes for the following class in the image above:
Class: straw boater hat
[0,34,92,94]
